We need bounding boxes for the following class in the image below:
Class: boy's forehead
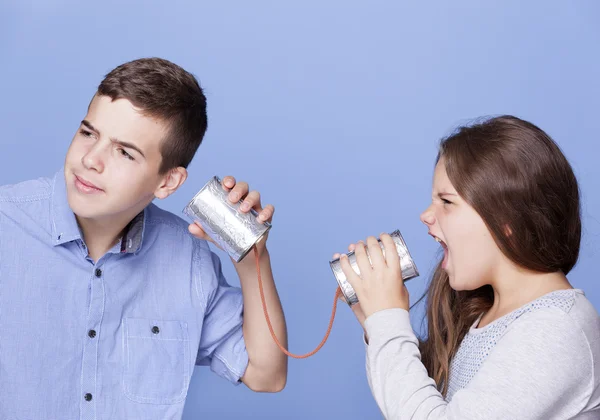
[85,95,167,150]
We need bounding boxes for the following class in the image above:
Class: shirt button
[152,326,160,334]
[95,268,102,278]
[84,393,93,401]
[88,330,96,338]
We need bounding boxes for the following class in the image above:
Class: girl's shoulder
[472,289,596,332]
[510,289,597,338]
[470,289,599,356]
[558,289,600,352]
[449,289,598,402]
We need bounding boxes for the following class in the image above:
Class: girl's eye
[442,198,452,205]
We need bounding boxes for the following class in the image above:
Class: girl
[335,115,600,419]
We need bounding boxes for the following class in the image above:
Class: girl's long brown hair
[416,115,581,397]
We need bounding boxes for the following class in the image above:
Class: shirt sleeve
[363,307,593,419]
[194,242,249,385]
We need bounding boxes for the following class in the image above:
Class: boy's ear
[154,167,187,199]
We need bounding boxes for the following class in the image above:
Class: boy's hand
[188,175,274,262]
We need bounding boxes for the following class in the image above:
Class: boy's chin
[67,199,106,221]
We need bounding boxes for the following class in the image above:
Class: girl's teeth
[435,237,441,243]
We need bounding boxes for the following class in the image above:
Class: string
[254,246,342,359]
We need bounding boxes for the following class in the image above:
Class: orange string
[254,246,342,359]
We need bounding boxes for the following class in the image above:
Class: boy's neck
[76,214,131,262]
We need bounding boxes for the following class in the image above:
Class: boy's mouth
[74,174,104,193]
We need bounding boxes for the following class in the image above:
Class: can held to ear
[183,176,272,263]
[329,229,419,306]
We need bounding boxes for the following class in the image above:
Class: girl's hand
[338,233,409,319]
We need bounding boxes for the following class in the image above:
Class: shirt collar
[119,211,145,254]
[51,168,81,246]
[50,168,146,254]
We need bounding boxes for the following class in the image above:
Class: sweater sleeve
[363,307,593,419]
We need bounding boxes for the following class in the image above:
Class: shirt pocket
[122,318,191,404]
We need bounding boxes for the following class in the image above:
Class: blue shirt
[0,169,248,420]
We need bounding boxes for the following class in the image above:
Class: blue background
[1,1,598,418]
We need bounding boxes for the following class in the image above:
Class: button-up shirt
[0,169,248,420]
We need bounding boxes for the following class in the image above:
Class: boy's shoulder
[0,175,53,203]
[144,202,191,233]
[0,174,57,240]
[144,202,212,253]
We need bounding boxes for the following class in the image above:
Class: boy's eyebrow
[110,138,146,159]
[81,119,146,159]
[81,120,99,134]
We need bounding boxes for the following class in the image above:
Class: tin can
[183,176,272,263]
[329,229,419,306]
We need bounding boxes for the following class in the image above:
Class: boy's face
[64,94,179,223]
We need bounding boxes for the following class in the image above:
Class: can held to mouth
[183,176,272,263]
[329,229,419,306]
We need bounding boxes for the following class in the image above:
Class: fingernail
[240,202,250,211]
[230,192,238,201]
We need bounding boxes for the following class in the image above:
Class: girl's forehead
[432,159,456,192]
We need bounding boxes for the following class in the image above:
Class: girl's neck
[477,267,573,328]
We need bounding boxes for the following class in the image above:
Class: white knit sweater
[364,289,600,419]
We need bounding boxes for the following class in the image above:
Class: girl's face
[419,158,504,291]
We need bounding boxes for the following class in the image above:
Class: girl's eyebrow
[437,192,457,198]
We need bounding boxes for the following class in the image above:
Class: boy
[0,57,288,419]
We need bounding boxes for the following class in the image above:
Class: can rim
[328,260,358,306]
[390,229,420,278]
[234,223,273,263]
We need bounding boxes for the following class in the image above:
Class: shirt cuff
[212,348,249,386]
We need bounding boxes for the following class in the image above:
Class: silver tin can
[183,176,272,263]
[329,229,419,306]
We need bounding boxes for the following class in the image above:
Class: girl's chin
[448,274,467,291]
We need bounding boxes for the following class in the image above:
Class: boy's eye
[79,129,94,138]
[119,148,135,161]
